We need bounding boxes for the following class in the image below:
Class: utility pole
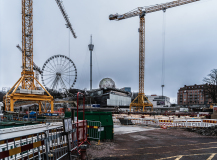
[161,84,165,106]
[88,35,94,90]
[161,85,164,97]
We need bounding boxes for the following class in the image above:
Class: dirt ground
[87,126,217,160]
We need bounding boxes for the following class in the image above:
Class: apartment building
[177,84,212,105]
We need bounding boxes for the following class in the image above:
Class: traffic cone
[163,123,167,129]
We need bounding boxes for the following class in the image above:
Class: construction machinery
[109,0,200,112]
[3,0,77,113]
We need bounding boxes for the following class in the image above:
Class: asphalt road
[87,125,217,160]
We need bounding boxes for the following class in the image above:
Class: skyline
[0,0,217,103]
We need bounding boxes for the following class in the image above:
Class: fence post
[45,130,49,160]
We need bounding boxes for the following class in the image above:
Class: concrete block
[20,89,31,94]
[31,90,44,95]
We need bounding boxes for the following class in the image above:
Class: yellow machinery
[4,0,77,113]
[109,0,200,112]
[3,0,53,113]
[210,103,217,109]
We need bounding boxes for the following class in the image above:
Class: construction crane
[55,0,77,38]
[109,0,200,112]
[3,0,77,113]
[16,44,42,89]
[3,0,54,113]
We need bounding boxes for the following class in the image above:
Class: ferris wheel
[41,55,77,91]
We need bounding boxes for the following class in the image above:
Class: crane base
[3,75,54,113]
[130,93,153,112]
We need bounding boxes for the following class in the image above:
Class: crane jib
[109,0,200,20]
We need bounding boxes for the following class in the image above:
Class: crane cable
[161,10,166,89]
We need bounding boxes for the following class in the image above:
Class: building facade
[146,95,171,108]
[88,88,131,107]
[177,84,212,106]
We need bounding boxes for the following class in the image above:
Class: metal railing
[87,120,101,144]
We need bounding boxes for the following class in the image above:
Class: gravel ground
[86,126,217,160]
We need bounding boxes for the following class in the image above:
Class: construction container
[66,111,114,140]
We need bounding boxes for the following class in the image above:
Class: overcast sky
[0,0,217,103]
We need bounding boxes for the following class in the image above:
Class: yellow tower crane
[3,0,76,113]
[3,0,54,113]
[109,0,200,112]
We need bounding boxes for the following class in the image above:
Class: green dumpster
[66,111,114,141]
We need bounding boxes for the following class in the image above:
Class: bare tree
[203,69,217,103]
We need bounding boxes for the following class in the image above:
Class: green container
[67,111,114,141]
[73,112,113,126]
[14,122,25,127]
[0,122,16,129]
[65,111,71,118]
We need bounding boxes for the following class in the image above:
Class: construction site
[1,0,217,159]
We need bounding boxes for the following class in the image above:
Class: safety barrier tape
[159,120,173,123]
[203,120,217,123]
[0,134,45,145]
[87,125,99,129]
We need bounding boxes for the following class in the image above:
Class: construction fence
[0,120,92,160]
[113,116,217,128]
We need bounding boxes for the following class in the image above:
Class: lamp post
[161,85,165,106]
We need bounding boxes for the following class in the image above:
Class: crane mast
[16,44,42,89]
[109,0,200,111]
[22,0,34,89]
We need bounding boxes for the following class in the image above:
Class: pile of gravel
[186,126,217,136]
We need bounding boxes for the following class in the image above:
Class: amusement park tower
[88,35,94,90]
